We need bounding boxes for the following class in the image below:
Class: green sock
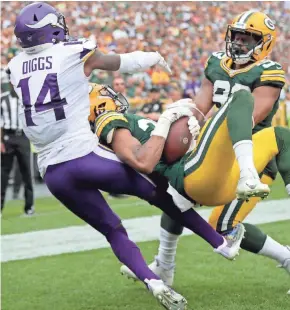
[161,212,184,235]
[274,127,290,185]
[227,90,254,145]
[241,223,267,253]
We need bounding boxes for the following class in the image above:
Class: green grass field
[2,174,290,310]
[2,221,290,310]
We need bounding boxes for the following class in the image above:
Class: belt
[3,129,24,136]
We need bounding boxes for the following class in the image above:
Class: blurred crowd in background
[1,1,290,192]
[2,1,290,106]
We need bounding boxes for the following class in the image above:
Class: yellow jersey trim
[96,113,128,137]
[220,57,262,77]
[82,49,95,63]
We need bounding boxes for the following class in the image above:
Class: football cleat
[145,279,187,310]
[120,258,175,286]
[120,264,139,282]
[236,176,270,201]
[148,258,175,287]
[214,223,246,260]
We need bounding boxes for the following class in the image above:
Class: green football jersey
[96,112,156,146]
[95,111,187,196]
[204,52,285,133]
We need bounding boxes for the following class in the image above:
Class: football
[163,116,192,163]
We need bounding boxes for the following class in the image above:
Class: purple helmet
[14,2,69,53]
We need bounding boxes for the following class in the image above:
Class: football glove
[152,107,193,139]
[188,116,200,139]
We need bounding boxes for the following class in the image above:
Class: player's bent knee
[105,223,127,241]
[229,90,254,109]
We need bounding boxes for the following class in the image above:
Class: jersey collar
[220,57,261,77]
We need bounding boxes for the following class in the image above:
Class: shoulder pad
[211,51,226,60]
[95,111,128,137]
[254,60,285,89]
[62,38,97,61]
[258,59,283,71]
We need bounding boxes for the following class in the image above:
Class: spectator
[151,67,170,89]
[167,84,184,104]
[112,77,127,96]
[183,73,201,100]
[137,87,163,121]
[1,1,289,127]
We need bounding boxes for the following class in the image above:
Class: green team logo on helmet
[264,17,275,30]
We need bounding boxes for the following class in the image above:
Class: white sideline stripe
[2,199,290,263]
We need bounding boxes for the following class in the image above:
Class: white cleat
[148,259,175,287]
[145,279,188,310]
[120,258,175,286]
[120,264,138,282]
[236,176,270,201]
[214,223,246,260]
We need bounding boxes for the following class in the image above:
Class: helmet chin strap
[231,47,255,65]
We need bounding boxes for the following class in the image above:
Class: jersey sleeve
[204,52,225,83]
[95,111,130,145]
[254,62,285,89]
[62,38,97,63]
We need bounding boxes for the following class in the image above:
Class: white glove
[119,51,172,74]
[165,98,196,110]
[155,52,172,74]
[188,116,200,139]
[152,107,193,139]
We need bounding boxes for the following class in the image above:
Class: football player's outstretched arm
[84,50,171,77]
[252,86,281,127]
[111,129,166,174]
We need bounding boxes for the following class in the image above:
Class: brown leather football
[163,116,192,164]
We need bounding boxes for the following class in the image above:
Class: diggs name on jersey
[22,56,53,74]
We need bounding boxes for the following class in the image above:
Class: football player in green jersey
[149,10,289,288]
[89,83,248,264]
[89,83,290,290]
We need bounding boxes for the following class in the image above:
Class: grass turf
[1,175,288,235]
[2,220,290,310]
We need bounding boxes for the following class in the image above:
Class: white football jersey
[8,39,99,176]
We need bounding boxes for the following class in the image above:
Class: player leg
[91,150,244,286]
[148,213,184,285]
[226,89,270,199]
[183,96,287,206]
[209,170,290,280]
[44,154,187,310]
[94,147,240,255]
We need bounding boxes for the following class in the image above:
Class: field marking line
[1,199,289,263]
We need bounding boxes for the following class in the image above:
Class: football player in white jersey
[7,3,192,309]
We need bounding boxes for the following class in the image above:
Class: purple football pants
[44,151,223,282]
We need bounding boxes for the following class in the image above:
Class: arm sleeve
[204,55,215,83]
[63,38,97,63]
[253,65,285,90]
[95,111,131,145]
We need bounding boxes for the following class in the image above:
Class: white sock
[233,140,259,179]
[157,228,179,269]
[286,184,290,196]
[258,236,290,264]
